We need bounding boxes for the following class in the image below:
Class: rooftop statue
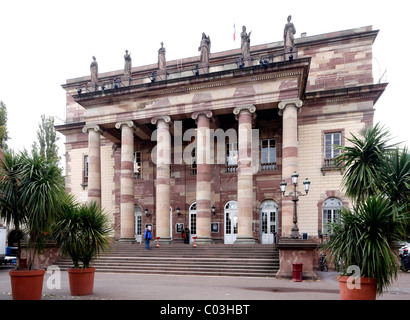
[158,42,166,70]
[90,56,98,83]
[198,33,211,65]
[241,26,251,59]
[124,50,132,76]
[284,15,296,53]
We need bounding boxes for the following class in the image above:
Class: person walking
[144,226,152,250]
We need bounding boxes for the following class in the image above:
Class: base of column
[158,237,173,245]
[118,237,136,244]
[275,238,319,281]
[195,236,214,245]
[234,236,256,245]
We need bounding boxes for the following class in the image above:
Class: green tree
[0,101,9,149]
[0,149,66,270]
[334,123,398,204]
[32,114,60,164]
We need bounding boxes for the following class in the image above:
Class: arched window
[322,198,342,234]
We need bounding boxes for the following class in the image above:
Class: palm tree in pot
[322,123,410,299]
[0,150,65,300]
[322,196,406,298]
[53,199,113,296]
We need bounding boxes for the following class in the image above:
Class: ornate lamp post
[280,172,311,239]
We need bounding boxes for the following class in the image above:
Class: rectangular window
[322,209,341,234]
[324,132,341,167]
[324,132,341,159]
[83,155,89,184]
[134,151,142,179]
[190,146,197,176]
[225,142,238,173]
[261,139,277,171]
[190,214,197,235]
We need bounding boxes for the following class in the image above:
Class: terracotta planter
[67,267,96,296]
[9,269,46,300]
[338,276,377,300]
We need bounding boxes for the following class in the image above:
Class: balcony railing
[260,162,277,171]
[225,165,238,173]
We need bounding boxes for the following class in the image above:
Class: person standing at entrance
[144,226,152,250]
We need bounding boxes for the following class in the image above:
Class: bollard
[292,263,303,282]
[192,236,197,248]
[155,237,160,248]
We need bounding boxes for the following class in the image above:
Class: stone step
[52,242,280,278]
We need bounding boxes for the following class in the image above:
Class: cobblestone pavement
[1,265,410,301]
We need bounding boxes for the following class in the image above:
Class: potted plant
[0,150,65,300]
[53,199,113,296]
[322,196,406,299]
[322,124,410,299]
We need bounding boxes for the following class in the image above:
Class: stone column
[151,116,172,244]
[278,98,303,237]
[192,111,213,244]
[233,105,256,244]
[115,121,136,242]
[82,125,102,206]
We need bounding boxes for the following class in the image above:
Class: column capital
[233,104,256,121]
[151,115,172,126]
[82,124,103,134]
[278,98,303,115]
[115,120,136,130]
[191,110,213,121]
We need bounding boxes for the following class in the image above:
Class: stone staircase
[53,242,280,278]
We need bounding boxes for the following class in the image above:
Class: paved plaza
[1,266,410,301]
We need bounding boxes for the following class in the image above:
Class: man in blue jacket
[144,226,152,250]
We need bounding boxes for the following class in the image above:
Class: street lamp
[280,171,311,239]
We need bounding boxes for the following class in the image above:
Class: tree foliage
[32,114,60,164]
[322,122,410,295]
[0,101,9,149]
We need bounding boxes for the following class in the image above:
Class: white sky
[0,0,408,162]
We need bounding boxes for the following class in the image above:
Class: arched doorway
[134,205,142,243]
[189,202,197,243]
[224,201,238,244]
[260,200,278,244]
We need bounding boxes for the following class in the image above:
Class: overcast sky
[0,0,408,162]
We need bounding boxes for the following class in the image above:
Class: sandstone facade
[56,25,386,244]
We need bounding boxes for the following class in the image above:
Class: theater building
[56,24,386,246]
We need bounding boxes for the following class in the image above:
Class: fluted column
[233,104,256,244]
[151,116,172,244]
[278,98,303,237]
[82,125,102,206]
[192,111,213,244]
[115,121,136,242]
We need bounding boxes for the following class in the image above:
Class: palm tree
[376,147,410,231]
[323,196,406,295]
[53,200,113,268]
[0,149,65,270]
[334,123,398,204]
[0,151,26,269]
[19,151,65,269]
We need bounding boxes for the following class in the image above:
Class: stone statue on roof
[241,26,251,59]
[124,50,132,76]
[284,15,296,52]
[198,33,211,64]
[90,56,98,83]
[158,42,166,70]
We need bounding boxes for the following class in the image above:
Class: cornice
[71,58,311,108]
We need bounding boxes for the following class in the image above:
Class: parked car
[399,241,410,257]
